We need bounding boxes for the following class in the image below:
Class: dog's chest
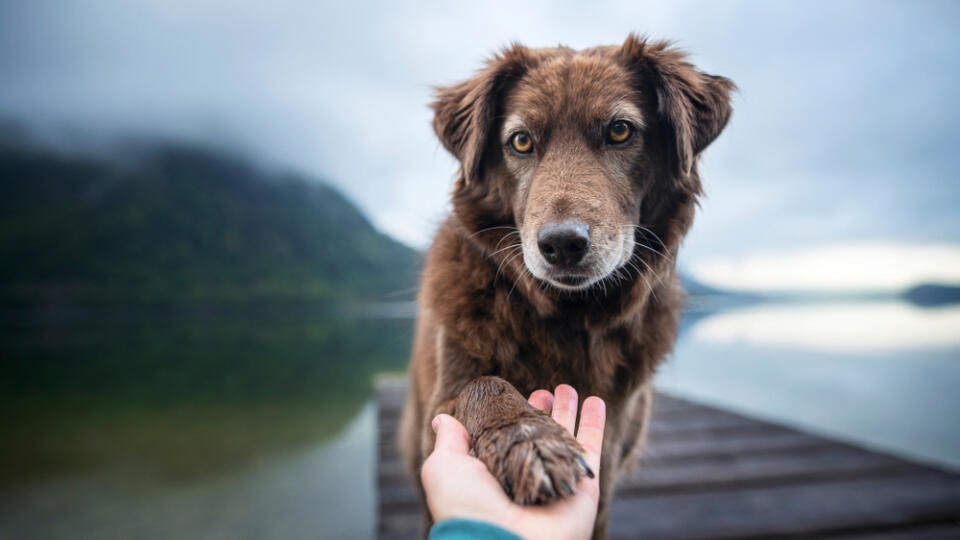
[493,318,629,399]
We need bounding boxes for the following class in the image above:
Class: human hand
[420,385,606,540]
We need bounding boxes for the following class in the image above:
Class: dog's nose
[537,221,590,267]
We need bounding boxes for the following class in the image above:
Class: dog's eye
[510,132,533,154]
[606,120,633,144]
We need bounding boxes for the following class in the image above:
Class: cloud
[690,243,960,292]
[1,0,958,258]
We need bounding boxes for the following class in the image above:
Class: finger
[528,389,554,413]
[430,414,471,455]
[552,384,578,434]
[576,396,606,469]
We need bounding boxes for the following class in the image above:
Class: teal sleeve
[428,518,524,540]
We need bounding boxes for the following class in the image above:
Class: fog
[2,0,958,287]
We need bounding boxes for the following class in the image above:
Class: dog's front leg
[449,375,594,505]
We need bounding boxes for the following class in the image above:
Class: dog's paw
[473,411,594,505]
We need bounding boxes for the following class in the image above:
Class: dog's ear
[432,45,534,184]
[618,34,735,182]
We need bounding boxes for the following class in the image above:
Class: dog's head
[434,35,734,292]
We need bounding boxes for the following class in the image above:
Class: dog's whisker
[507,266,527,300]
[602,271,618,293]
[614,268,626,287]
[508,264,539,301]
[631,264,657,301]
[629,255,661,302]
[635,242,670,261]
[495,252,523,283]
[494,235,521,251]
[624,232,669,259]
[496,248,526,282]
[636,256,664,286]
[489,242,523,258]
[492,231,521,251]
[468,225,519,240]
[620,224,669,252]
[623,258,657,300]
[636,225,669,253]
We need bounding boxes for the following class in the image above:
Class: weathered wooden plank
[378,511,422,539]
[607,472,960,540]
[819,523,960,539]
[643,430,834,462]
[378,481,419,511]
[620,447,919,494]
[651,393,704,413]
[648,412,765,435]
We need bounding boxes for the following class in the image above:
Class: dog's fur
[400,34,734,539]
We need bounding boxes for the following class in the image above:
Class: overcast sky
[2,0,958,290]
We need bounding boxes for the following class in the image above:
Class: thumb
[431,414,471,455]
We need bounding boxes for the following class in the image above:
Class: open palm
[421,385,606,540]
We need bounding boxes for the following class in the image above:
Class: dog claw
[576,455,594,479]
[540,479,556,499]
[504,477,513,498]
[560,480,574,495]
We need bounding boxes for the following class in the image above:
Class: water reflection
[691,301,960,352]
[0,309,412,540]
[2,404,377,540]
[659,300,960,470]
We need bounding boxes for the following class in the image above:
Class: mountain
[904,283,960,307]
[0,138,420,305]
[680,273,726,297]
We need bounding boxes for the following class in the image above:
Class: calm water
[0,308,413,540]
[2,301,958,539]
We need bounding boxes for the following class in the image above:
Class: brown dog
[400,34,734,539]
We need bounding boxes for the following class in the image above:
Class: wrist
[430,518,524,540]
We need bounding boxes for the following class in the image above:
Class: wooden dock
[376,380,960,539]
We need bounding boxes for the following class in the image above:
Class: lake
[2,300,958,539]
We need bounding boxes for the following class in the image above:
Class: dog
[400,34,734,539]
